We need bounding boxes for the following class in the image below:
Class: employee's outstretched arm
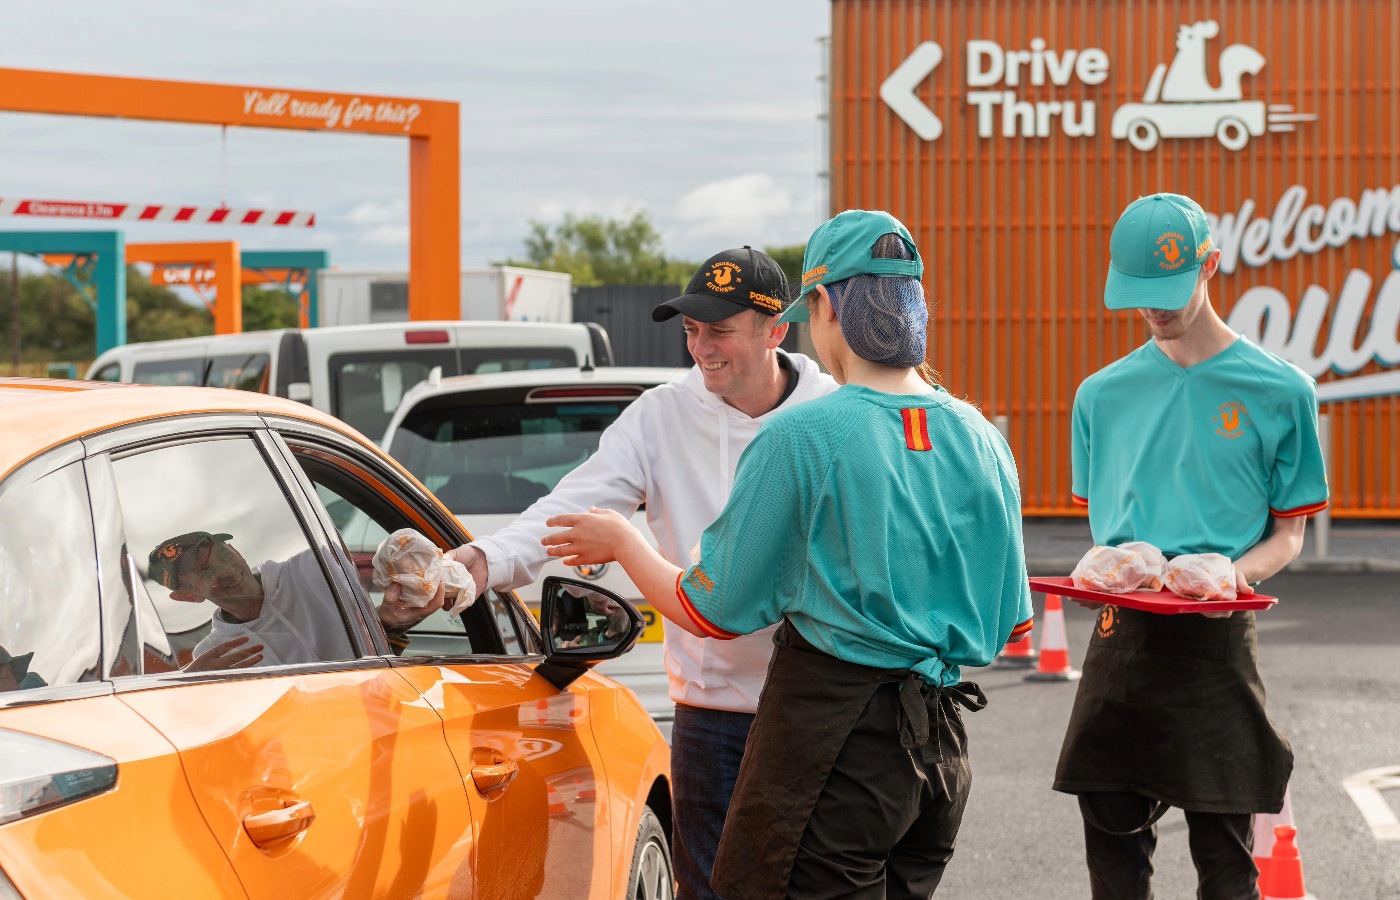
[542,508,707,637]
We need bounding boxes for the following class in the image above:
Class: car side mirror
[534,576,644,690]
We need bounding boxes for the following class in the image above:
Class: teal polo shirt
[1071,337,1328,560]
[676,384,1033,688]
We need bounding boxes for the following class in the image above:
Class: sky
[0,1,831,273]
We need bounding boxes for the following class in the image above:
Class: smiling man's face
[683,310,783,405]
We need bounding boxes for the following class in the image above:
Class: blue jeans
[671,703,755,900]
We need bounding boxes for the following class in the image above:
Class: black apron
[711,621,985,900]
[1054,604,1291,815]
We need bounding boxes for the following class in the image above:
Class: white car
[378,365,684,602]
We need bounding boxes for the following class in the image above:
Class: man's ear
[767,320,789,349]
[1201,248,1222,281]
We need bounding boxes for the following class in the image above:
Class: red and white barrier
[0,196,315,227]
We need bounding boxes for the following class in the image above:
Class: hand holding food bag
[372,528,478,616]
[1162,553,1249,602]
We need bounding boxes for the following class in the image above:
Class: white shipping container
[318,266,573,326]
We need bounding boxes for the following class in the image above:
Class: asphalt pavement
[942,570,1400,900]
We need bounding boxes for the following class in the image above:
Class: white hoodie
[474,352,838,713]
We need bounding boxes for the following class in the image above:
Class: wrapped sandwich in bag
[1162,552,1238,602]
[1071,542,1166,593]
[372,528,478,616]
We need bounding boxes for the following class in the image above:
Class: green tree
[501,212,694,286]
[764,244,806,295]
[242,285,300,331]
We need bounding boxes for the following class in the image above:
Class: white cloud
[346,199,407,226]
[675,173,792,240]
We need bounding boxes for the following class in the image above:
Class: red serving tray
[1028,576,1278,615]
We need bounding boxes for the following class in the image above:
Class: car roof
[393,365,686,413]
[0,378,366,480]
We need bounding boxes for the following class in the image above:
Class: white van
[84,321,615,440]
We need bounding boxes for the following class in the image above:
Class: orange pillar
[409,101,460,321]
[128,241,242,334]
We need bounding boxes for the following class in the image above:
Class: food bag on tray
[1162,552,1238,602]
[1070,542,1166,593]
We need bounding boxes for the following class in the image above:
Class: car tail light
[404,330,450,344]
[0,729,117,827]
[526,386,645,402]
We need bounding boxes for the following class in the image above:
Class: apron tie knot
[898,677,988,764]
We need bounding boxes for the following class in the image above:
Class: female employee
[543,209,1033,900]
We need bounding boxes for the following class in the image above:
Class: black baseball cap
[652,246,790,322]
[148,531,233,589]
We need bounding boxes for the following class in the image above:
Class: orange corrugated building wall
[829,0,1399,517]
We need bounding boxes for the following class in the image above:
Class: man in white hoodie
[450,245,838,899]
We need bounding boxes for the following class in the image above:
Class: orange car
[0,378,673,899]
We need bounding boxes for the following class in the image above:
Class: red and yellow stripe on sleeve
[1271,499,1329,518]
[675,573,739,640]
[901,407,932,451]
[1071,493,1088,508]
[1009,617,1034,640]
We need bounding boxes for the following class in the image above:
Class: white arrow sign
[1343,765,1400,840]
[880,41,944,140]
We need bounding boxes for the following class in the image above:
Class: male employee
[1055,193,1328,899]
[449,247,838,899]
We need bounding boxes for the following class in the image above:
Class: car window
[329,349,459,440]
[90,362,121,382]
[206,353,270,392]
[287,443,530,659]
[460,347,577,375]
[388,397,633,515]
[0,461,101,695]
[132,357,205,386]
[108,436,359,673]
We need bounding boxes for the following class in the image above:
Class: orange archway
[127,242,241,333]
[0,67,458,320]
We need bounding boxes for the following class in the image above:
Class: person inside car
[148,531,439,667]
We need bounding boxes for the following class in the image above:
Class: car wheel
[1126,119,1159,151]
[1216,117,1250,151]
[628,806,674,900]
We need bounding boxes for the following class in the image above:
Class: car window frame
[80,414,392,691]
[0,441,114,710]
[261,413,548,665]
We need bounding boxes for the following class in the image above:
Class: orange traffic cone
[993,625,1038,669]
[1254,788,1295,896]
[1025,594,1080,682]
[1262,824,1307,899]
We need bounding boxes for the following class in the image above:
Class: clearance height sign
[830,0,1400,516]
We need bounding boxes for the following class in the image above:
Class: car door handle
[471,758,520,797]
[243,800,316,848]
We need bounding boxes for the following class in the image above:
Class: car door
[268,415,612,899]
[0,445,245,898]
[83,417,475,899]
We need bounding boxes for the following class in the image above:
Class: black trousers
[785,680,972,900]
[1080,792,1258,900]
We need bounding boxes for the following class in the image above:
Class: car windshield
[389,397,632,514]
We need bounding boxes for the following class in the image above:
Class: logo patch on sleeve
[901,407,932,451]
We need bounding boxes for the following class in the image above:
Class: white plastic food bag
[1071,543,1162,593]
[1162,553,1237,602]
[372,528,478,616]
[1118,541,1167,591]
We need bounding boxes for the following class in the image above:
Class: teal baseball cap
[778,209,924,324]
[1104,193,1215,311]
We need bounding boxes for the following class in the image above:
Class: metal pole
[993,414,1010,444]
[1314,413,1331,558]
[10,252,18,371]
